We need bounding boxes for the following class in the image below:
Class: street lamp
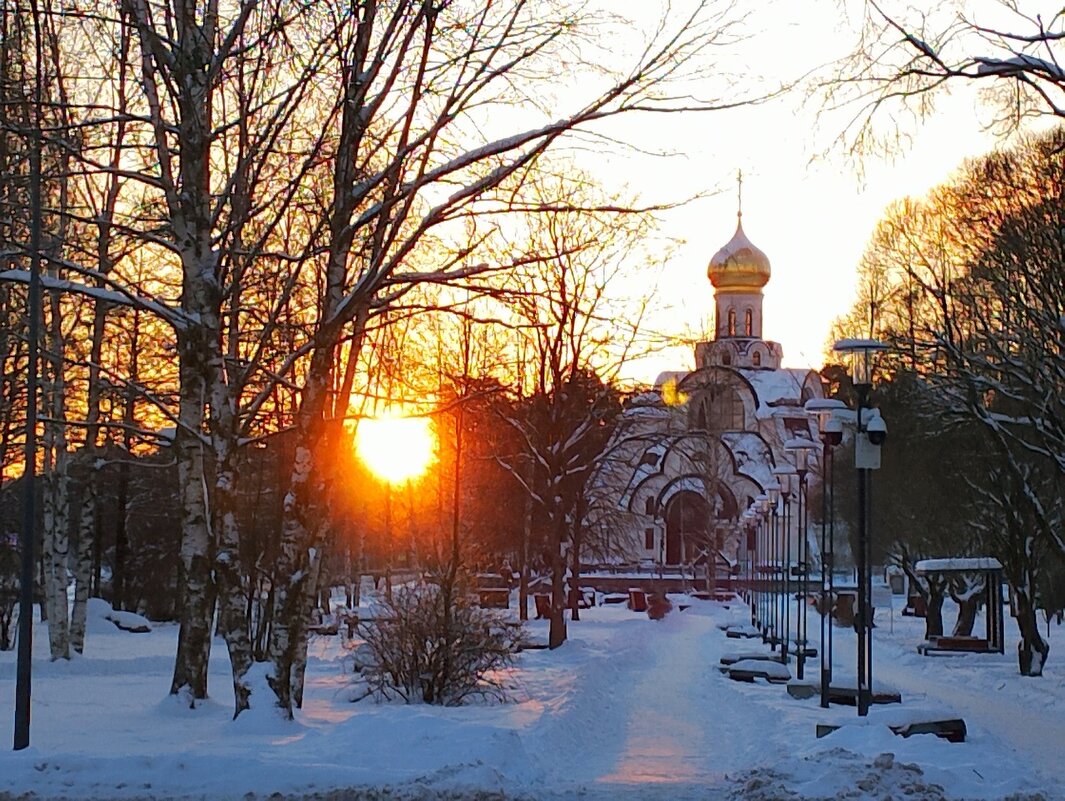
[761,480,780,639]
[742,509,757,627]
[805,398,846,708]
[759,496,774,648]
[771,464,795,661]
[833,337,887,716]
[786,436,820,682]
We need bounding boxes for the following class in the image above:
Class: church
[586,203,826,575]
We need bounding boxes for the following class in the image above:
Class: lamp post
[759,497,773,646]
[786,436,820,681]
[742,510,757,628]
[761,502,775,648]
[833,338,887,717]
[771,465,795,661]
[761,481,780,640]
[805,398,846,708]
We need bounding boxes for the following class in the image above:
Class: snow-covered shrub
[357,577,524,705]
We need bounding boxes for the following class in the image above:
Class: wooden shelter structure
[915,557,1005,654]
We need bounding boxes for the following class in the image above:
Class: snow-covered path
[518,603,795,799]
[595,611,720,786]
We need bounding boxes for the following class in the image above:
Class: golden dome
[707,215,771,292]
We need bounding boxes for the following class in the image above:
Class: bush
[357,574,525,705]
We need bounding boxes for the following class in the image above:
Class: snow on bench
[725,659,791,683]
[724,624,761,639]
[719,651,784,666]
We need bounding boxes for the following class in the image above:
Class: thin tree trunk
[1014,586,1049,676]
[548,509,567,649]
[291,534,326,709]
[570,525,582,622]
[214,469,253,715]
[170,420,213,703]
[925,590,945,640]
[69,464,96,652]
[268,358,332,716]
[42,288,70,661]
[953,595,980,637]
[519,489,531,622]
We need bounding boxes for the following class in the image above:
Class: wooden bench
[817,718,965,743]
[478,588,510,609]
[724,659,791,684]
[918,636,991,655]
[724,624,761,639]
[823,686,902,706]
[719,652,784,666]
[308,621,339,636]
[893,718,967,743]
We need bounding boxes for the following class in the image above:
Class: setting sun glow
[355,413,436,484]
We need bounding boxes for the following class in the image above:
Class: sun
[355,412,436,484]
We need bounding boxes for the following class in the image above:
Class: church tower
[694,173,783,369]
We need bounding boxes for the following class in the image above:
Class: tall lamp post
[760,501,776,648]
[786,436,820,681]
[771,465,795,661]
[742,510,757,628]
[760,481,780,640]
[833,338,887,717]
[805,398,846,708]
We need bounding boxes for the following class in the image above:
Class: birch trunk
[41,289,70,661]
[291,535,325,708]
[69,463,96,652]
[213,459,253,715]
[70,295,109,652]
[170,407,213,702]
[267,351,333,716]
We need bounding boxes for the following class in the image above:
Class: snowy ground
[0,593,1060,800]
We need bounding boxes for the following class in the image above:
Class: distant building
[586,204,824,573]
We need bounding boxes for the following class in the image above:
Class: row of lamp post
[744,337,886,717]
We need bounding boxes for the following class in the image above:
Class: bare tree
[833,129,1065,674]
[827,1,1065,154]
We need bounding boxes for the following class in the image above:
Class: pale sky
[575,1,1016,384]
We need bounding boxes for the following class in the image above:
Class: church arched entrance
[664,491,709,565]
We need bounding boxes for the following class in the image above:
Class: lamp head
[824,416,843,447]
[784,437,819,475]
[772,464,795,495]
[833,338,887,388]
